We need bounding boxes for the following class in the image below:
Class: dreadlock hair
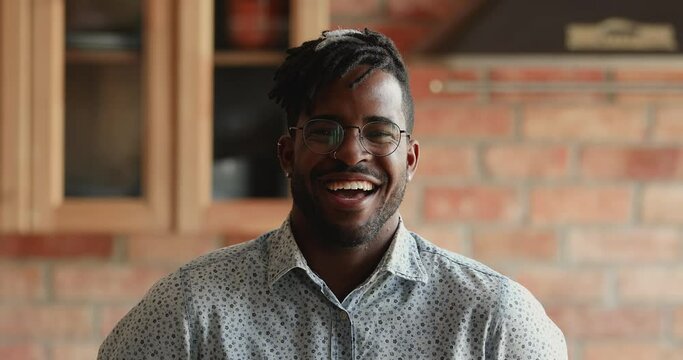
[269,28,414,132]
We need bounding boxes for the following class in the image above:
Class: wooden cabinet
[30,0,172,233]
[0,0,329,234]
[0,0,31,232]
[177,0,329,234]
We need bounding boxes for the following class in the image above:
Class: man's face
[279,67,419,247]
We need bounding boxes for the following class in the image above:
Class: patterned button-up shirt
[99,219,567,359]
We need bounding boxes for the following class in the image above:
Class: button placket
[330,308,353,360]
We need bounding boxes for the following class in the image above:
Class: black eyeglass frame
[288,119,411,157]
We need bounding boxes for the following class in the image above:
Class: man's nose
[333,127,372,164]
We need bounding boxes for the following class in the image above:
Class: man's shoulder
[409,231,507,283]
[408,229,566,352]
[405,229,545,308]
[179,230,275,276]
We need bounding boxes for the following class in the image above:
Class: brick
[613,69,683,82]
[581,146,683,180]
[408,64,479,101]
[515,268,606,304]
[472,229,557,263]
[53,265,169,302]
[583,342,683,360]
[567,228,681,264]
[51,343,100,360]
[0,344,45,360]
[424,186,520,223]
[418,144,474,178]
[642,185,683,223]
[674,307,683,340]
[330,0,381,18]
[414,104,514,139]
[653,107,683,142]
[547,306,662,338]
[483,145,569,179]
[615,93,683,104]
[490,67,605,82]
[411,225,463,254]
[0,305,93,339]
[522,105,647,141]
[530,186,632,224]
[618,268,683,303]
[127,234,217,264]
[614,70,683,102]
[490,91,607,103]
[398,182,421,225]
[662,347,683,360]
[0,234,113,258]
[387,0,463,20]
[0,264,45,300]
[100,305,135,337]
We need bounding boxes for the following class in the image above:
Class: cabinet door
[31,0,172,232]
[176,0,329,234]
[0,0,31,232]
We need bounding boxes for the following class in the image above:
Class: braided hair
[269,28,414,132]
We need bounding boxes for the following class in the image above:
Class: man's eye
[306,127,339,144]
[366,130,391,137]
[310,128,333,136]
[365,130,396,143]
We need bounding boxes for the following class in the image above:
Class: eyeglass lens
[302,119,401,156]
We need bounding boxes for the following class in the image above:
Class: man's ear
[406,138,419,182]
[277,135,294,177]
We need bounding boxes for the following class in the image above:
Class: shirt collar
[381,220,429,284]
[266,219,311,287]
[266,218,429,288]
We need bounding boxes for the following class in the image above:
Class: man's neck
[289,211,400,301]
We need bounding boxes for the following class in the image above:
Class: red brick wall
[0,234,219,360]
[1,1,682,359]
[404,62,683,359]
[337,1,683,359]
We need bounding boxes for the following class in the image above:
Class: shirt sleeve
[98,269,192,360]
[486,279,568,360]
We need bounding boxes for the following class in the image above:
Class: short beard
[290,164,407,248]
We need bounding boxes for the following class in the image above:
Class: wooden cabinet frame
[176,0,328,234]
[1,0,328,234]
[31,0,172,232]
[0,0,32,232]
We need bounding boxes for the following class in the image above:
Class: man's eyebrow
[364,115,395,124]
[307,114,396,124]
[308,114,339,121]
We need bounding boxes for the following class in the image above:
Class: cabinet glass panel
[212,66,287,199]
[64,0,142,197]
[212,0,290,200]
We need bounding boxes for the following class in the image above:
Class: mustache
[311,162,387,182]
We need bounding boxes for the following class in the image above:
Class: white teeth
[326,181,374,191]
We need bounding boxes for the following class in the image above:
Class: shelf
[66,49,140,65]
[214,50,284,67]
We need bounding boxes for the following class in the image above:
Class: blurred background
[1,0,683,359]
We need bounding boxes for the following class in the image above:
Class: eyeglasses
[289,119,410,157]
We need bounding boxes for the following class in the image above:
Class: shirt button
[339,311,348,321]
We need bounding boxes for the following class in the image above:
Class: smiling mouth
[325,180,378,199]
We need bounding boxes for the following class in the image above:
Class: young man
[99,29,567,359]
